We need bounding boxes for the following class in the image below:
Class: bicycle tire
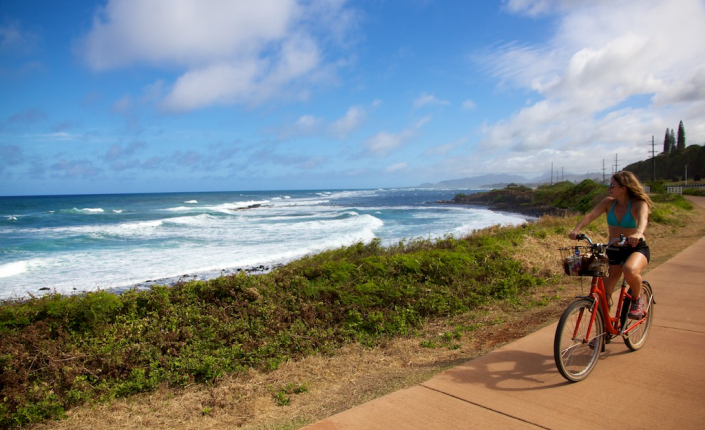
[554,299,604,382]
[624,280,654,351]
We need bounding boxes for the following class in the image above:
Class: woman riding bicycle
[569,171,653,319]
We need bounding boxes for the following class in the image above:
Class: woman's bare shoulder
[632,199,649,211]
[586,197,613,216]
[597,197,615,208]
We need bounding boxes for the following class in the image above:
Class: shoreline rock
[231,204,271,211]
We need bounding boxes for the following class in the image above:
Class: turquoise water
[0,188,528,299]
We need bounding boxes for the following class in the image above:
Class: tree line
[663,120,686,153]
[626,141,704,183]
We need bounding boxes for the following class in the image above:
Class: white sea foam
[163,200,271,214]
[113,210,123,214]
[184,200,198,204]
[326,190,378,200]
[0,261,29,278]
[0,189,531,300]
[163,214,216,227]
[110,219,165,233]
[452,209,527,236]
[61,207,105,214]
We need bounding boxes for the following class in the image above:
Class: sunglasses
[609,182,621,189]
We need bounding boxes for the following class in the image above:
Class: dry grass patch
[34,302,567,430]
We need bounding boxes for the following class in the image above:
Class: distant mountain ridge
[418,174,528,189]
[419,172,604,189]
[421,143,704,189]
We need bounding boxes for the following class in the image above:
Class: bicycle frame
[578,275,646,342]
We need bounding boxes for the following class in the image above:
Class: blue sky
[1,0,704,196]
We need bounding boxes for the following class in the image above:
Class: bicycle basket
[559,246,609,277]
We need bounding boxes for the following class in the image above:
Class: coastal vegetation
[0,181,702,429]
[625,142,704,183]
[449,179,608,216]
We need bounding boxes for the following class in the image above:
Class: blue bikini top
[607,199,637,228]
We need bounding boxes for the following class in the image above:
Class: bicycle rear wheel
[554,299,604,382]
[624,281,654,351]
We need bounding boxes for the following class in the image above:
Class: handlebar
[575,233,626,248]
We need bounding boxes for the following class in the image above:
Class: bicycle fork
[572,298,600,346]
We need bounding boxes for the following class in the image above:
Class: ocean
[0,189,529,300]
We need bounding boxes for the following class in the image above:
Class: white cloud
[364,116,430,156]
[0,21,39,55]
[271,105,368,140]
[502,0,613,17]
[50,159,102,179]
[365,131,402,156]
[141,80,165,103]
[112,95,132,113]
[30,132,83,142]
[80,0,296,69]
[161,61,261,111]
[293,115,324,136]
[104,141,146,161]
[413,93,450,108]
[476,0,705,175]
[272,114,324,140]
[296,115,322,129]
[331,106,366,137]
[78,0,354,111]
[385,162,408,173]
[461,100,477,110]
[426,137,468,156]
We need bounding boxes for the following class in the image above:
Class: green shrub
[683,188,705,197]
[647,179,667,194]
[651,194,694,210]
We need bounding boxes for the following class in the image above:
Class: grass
[684,187,705,197]
[1,229,548,427]
[0,189,702,429]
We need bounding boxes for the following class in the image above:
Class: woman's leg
[604,264,622,298]
[622,252,648,299]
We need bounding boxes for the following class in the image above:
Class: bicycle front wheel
[554,299,604,382]
[624,280,654,351]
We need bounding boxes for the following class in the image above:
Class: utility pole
[562,167,564,182]
[614,154,619,173]
[602,159,606,184]
[651,135,656,181]
[685,164,688,186]
[551,162,553,185]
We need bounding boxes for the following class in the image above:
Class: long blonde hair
[612,171,653,207]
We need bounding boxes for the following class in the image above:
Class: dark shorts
[606,240,650,266]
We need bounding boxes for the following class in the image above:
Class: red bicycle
[554,234,655,382]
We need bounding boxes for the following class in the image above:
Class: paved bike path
[304,196,705,430]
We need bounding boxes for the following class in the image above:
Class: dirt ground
[33,200,705,430]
